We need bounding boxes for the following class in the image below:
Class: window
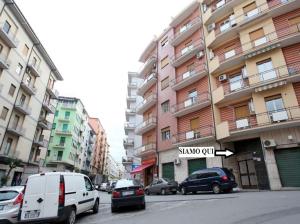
[32,57,37,66]
[25,75,32,85]
[47,150,50,157]
[190,117,199,130]
[12,115,20,128]
[188,89,197,100]
[161,127,171,141]
[8,84,16,96]
[57,151,63,161]
[161,56,169,69]
[84,177,93,191]
[19,94,26,105]
[55,111,59,116]
[161,100,170,113]
[59,137,66,146]
[243,2,257,17]
[161,76,169,90]
[49,136,53,143]
[161,36,168,47]
[4,138,13,155]
[256,59,276,81]
[0,107,9,120]
[52,123,56,129]
[62,124,68,131]
[16,63,23,75]
[265,96,284,112]
[235,105,250,119]
[65,111,70,119]
[3,21,11,34]
[22,44,29,56]
[249,28,266,46]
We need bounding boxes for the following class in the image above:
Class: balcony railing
[56,129,72,135]
[135,143,156,157]
[139,56,157,76]
[228,106,300,132]
[135,117,157,135]
[122,157,134,164]
[218,46,243,63]
[173,125,215,145]
[33,136,49,148]
[53,142,65,148]
[59,116,71,122]
[128,82,138,88]
[27,63,41,77]
[171,39,204,67]
[0,22,18,48]
[171,92,210,117]
[42,102,56,114]
[38,117,52,130]
[136,93,157,114]
[124,122,136,129]
[47,86,59,99]
[123,138,134,146]
[171,63,208,91]
[7,125,25,136]
[171,17,202,46]
[14,102,32,115]
[20,80,37,95]
[0,53,9,69]
[137,73,157,96]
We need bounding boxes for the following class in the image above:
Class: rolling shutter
[275,148,300,187]
[188,159,206,175]
[249,28,264,41]
[162,162,174,180]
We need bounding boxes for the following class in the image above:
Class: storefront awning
[130,163,154,174]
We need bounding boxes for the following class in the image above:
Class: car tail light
[13,192,23,205]
[59,175,65,206]
[136,188,144,196]
[221,176,228,181]
[112,191,121,198]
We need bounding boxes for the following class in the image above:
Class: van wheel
[181,187,187,195]
[92,199,99,214]
[161,189,166,195]
[212,184,221,194]
[65,208,76,224]
[140,203,146,210]
[145,189,150,195]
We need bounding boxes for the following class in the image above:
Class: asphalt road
[76,190,300,224]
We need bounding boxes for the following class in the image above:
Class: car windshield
[0,191,18,202]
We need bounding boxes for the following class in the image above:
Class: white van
[19,172,100,224]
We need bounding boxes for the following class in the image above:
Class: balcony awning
[130,163,154,174]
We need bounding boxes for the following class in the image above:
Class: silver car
[0,186,24,224]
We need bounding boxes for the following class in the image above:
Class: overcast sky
[15,0,192,163]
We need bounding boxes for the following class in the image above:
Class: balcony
[126,94,137,102]
[14,103,31,115]
[0,54,9,69]
[216,106,300,140]
[139,56,157,77]
[46,86,59,99]
[172,125,215,146]
[0,23,18,48]
[171,17,202,46]
[59,116,71,122]
[27,63,41,77]
[171,64,208,91]
[137,73,157,96]
[125,108,136,120]
[171,92,211,117]
[135,117,157,135]
[7,125,25,136]
[42,101,56,114]
[123,138,134,147]
[135,143,156,157]
[33,136,49,148]
[136,93,157,115]
[171,40,204,67]
[38,117,52,130]
[128,82,138,89]
[61,104,76,110]
[124,122,136,135]
[20,80,37,96]
[214,62,300,105]
[56,129,72,136]
[122,157,133,165]
[206,0,300,48]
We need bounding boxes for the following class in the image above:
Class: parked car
[179,167,237,194]
[0,185,24,224]
[107,181,117,194]
[111,179,145,213]
[100,183,107,191]
[19,172,100,224]
[145,178,178,195]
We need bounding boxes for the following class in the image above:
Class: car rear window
[0,191,18,201]
[222,168,235,178]
[115,179,140,189]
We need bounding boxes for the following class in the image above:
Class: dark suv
[179,167,237,194]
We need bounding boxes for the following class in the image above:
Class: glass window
[59,137,66,145]
[22,44,29,57]
[257,59,276,81]
[161,77,169,90]
[65,111,70,118]
[161,127,171,141]
[230,74,243,91]
[55,111,59,116]
[161,56,169,69]
[188,174,197,180]
[0,107,9,120]
[3,21,11,34]
[4,138,13,155]
[84,177,93,191]
[161,36,168,47]
[47,150,50,157]
[265,97,284,112]
[161,100,169,113]
[188,89,197,101]
[16,63,23,75]
[57,151,63,161]
[62,124,68,131]
[8,84,16,97]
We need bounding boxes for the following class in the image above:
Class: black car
[111,179,145,212]
[179,167,237,194]
[145,178,178,195]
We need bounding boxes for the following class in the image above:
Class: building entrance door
[238,158,258,189]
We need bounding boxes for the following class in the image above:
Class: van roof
[28,172,87,178]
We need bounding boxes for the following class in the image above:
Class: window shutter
[249,28,264,41]
[235,105,250,119]
[288,16,300,25]
[243,2,256,14]
[190,117,199,130]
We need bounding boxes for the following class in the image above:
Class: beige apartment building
[134,0,300,189]
[0,0,63,185]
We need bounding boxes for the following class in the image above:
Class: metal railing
[15,102,32,114]
[139,73,157,89]
[171,63,207,86]
[124,122,136,129]
[0,22,18,45]
[122,157,134,163]
[123,138,134,145]
[7,125,25,135]
[136,93,157,112]
[171,39,204,61]
[173,125,214,144]
[135,117,157,131]
[228,106,300,132]
[173,17,202,39]
[171,92,210,113]
[135,143,156,155]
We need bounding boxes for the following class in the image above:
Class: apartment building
[134,0,300,189]
[46,97,90,172]
[107,153,123,180]
[0,0,63,185]
[123,72,143,179]
[89,117,109,181]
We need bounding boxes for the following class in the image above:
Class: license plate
[0,205,4,211]
[122,191,134,196]
[24,210,40,219]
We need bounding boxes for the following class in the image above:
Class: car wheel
[181,187,187,195]
[145,189,150,195]
[92,199,99,214]
[172,191,177,195]
[161,189,166,195]
[212,184,221,194]
[140,203,146,210]
[65,207,76,224]
[111,206,118,213]
[192,191,197,194]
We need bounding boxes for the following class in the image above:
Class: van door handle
[83,193,86,196]
[86,192,88,196]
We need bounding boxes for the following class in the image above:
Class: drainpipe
[155,43,159,179]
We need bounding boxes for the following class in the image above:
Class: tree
[1,157,22,186]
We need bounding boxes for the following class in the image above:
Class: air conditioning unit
[196,51,204,59]
[219,74,227,81]
[174,158,181,165]
[263,139,277,148]
[207,23,215,32]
